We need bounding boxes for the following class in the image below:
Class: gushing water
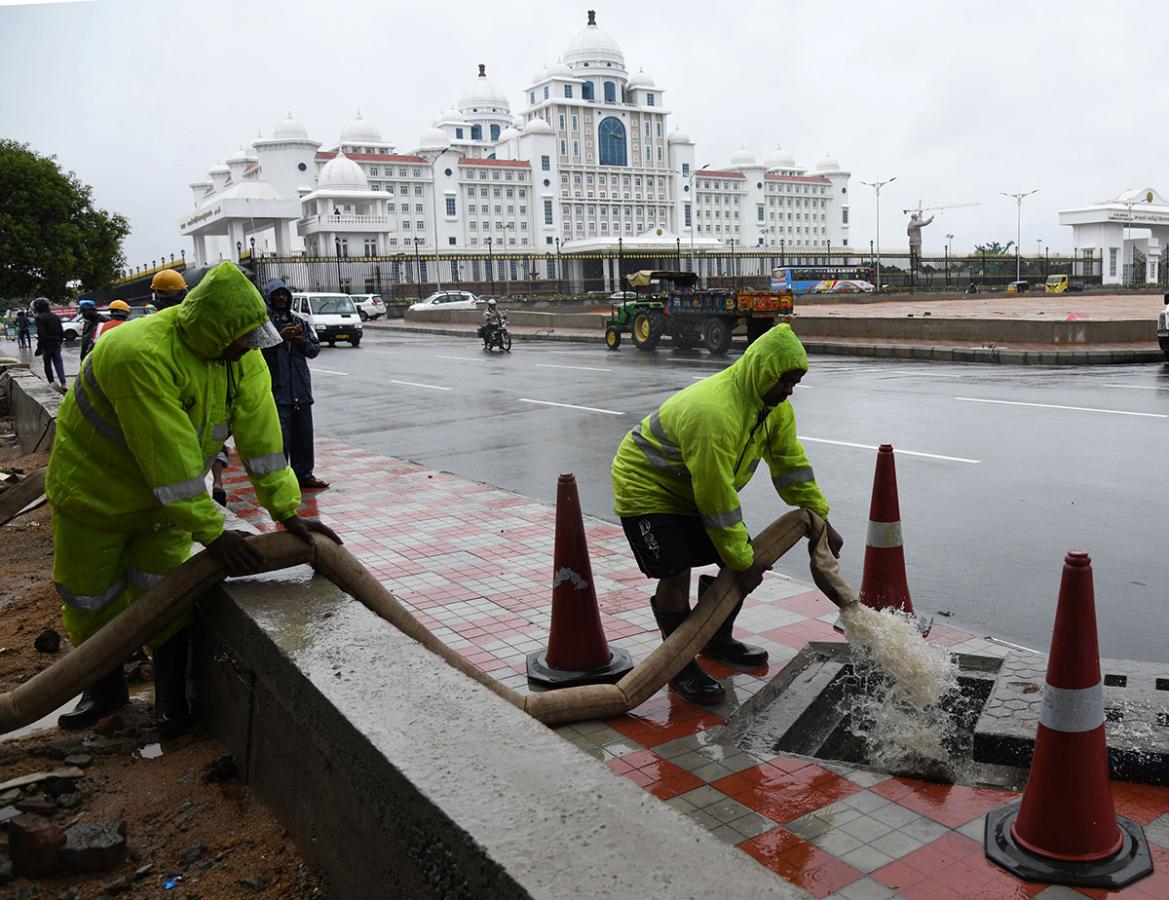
[839,603,963,777]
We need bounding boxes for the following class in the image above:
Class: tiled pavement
[222,436,1169,899]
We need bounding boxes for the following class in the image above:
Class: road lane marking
[435,355,483,362]
[518,398,624,415]
[954,397,1167,419]
[535,363,613,373]
[882,369,966,377]
[798,436,981,464]
[1100,383,1167,391]
[312,368,350,376]
[389,379,452,391]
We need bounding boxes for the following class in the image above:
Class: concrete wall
[194,572,807,900]
[0,367,59,453]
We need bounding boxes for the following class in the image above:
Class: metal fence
[245,249,1107,301]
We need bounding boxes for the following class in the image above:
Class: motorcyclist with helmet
[479,298,504,347]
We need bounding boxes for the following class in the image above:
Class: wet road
[33,332,1165,661]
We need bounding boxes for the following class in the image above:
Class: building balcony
[297,213,390,234]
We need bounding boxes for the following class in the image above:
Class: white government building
[1059,187,1167,285]
[179,10,850,289]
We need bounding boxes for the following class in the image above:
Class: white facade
[1059,188,1167,285]
[180,11,849,270]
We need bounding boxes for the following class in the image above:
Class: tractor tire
[703,317,733,357]
[605,325,622,350]
[631,310,663,351]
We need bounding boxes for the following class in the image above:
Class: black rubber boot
[652,599,726,706]
[58,667,129,730]
[153,629,194,733]
[698,574,769,667]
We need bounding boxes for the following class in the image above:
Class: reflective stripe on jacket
[611,324,828,572]
[47,263,300,544]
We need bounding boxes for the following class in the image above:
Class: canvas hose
[0,509,854,734]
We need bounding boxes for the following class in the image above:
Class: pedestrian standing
[16,309,32,350]
[610,325,843,705]
[32,298,67,391]
[78,299,102,360]
[261,278,329,490]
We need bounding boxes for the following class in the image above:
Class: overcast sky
[2,0,1164,267]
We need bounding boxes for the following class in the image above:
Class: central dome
[340,111,382,144]
[458,63,510,114]
[730,147,757,168]
[318,152,368,191]
[764,144,796,170]
[564,10,625,70]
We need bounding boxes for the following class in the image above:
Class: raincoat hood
[176,262,272,360]
[728,324,808,404]
[263,278,292,308]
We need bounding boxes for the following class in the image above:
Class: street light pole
[945,233,954,288]
[486,237,495,296]
[860,176,897,293]
[334,237,343,292]
[555,237,562,294]
[688,163,710,278]
[1001,189,1038,283]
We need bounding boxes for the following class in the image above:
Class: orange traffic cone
[836,444,931,635]
[526,474,633,688]
[984,551,1153,889]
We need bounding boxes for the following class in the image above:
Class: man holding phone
[261,278,329,490]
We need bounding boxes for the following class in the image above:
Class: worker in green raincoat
[47,262,340,731]
[611,324,843,705]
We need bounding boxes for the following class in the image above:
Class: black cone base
[984,799,1153,889]
[526,645,634,689]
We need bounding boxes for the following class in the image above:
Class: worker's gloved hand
[733,556,772,598]
[281,515,343,545]
[826,522,844,559]
[206,529,265,576]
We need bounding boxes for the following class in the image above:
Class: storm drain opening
[720,643,1020,789]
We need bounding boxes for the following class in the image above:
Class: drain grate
[974,652,1169,786]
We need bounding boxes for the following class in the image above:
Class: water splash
[839,603,962,778]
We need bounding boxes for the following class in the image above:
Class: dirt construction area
[798,291,1165,320]
[0,418,327,898]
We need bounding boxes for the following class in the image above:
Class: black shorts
[620,513,720,579]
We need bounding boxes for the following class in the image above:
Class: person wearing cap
[46,261,340,731]
[78,299,103,360]
[610,324,843,706]
[150,268,188,309]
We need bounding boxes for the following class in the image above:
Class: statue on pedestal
[907,211,934,282]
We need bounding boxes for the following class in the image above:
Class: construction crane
[902,201,981,216]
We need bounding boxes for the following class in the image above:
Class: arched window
[470,124,482,141]
[581,81,594,101]
[490,123,501,141]
[603,81,616,103]
[598,116,626,167]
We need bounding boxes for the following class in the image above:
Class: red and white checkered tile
[219,436,1169,899]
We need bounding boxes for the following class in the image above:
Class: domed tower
[338,111,383,150]
[565,10,629,106]
[252,111,320,202]
[458,63,512,150]
[814,152,851,248]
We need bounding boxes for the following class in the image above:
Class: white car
[350,293,384,321]
[62,317,84,342]
[408,290,483,312]
[608,291,640,302]
[289,292,363,347]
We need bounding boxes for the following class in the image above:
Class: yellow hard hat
[151,269,187,292]
[108,300,131,312]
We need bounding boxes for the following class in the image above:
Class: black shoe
[153,629,194,733]
[652,599,726,706]
[58,667,129,730]
[697,574,769,668]
[212,487,227,506]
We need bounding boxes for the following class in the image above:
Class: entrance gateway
[1059,187,1169,286]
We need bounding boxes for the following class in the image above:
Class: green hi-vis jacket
[47,263,300,545]
[611,324,829,572]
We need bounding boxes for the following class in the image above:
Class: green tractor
[603,270,695,352]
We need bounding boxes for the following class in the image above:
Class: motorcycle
[477,315,512,353]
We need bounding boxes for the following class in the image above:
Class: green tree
[973,241,1014,255]
[0,140,129,302]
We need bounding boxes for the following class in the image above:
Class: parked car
[408,290,483,312]
[350,293,385,321]
[62,316,84,342]
[608,291,640,301]
[290,292,363,347]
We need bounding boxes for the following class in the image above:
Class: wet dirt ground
[0,421,328,898]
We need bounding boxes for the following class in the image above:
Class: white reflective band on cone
[1039,682,1105,732]
[866,520,903,549]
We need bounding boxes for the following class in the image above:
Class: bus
[770,266,876,294]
